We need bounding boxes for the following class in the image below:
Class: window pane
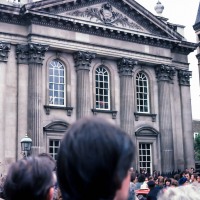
[136,72,149,113]
[49,139,61,161]
[48,60,66,106]
[139,143,152,175]
[95,66,110,110]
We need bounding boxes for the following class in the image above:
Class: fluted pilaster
[73,51,95,119]
[26,43,49,155]
[0,42,10,173]
[178,70,195,168]
[155,64,175,173]
[117,58,137,135]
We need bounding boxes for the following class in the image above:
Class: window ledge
[134,112,157,122]
[91,109,117,119]
[44,105,73,116]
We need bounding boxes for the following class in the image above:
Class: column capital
[117,57,137,76]
[155,64,176,81]
[178,69,192,86]
[28,43,49,64]
[16,44,29,64]
[73,51,96,70]
[0,42,10,62]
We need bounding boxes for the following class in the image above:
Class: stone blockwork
[0,0,197,175]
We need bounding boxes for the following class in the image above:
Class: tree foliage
[194,133,200,161]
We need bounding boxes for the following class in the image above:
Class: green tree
[194,133,200,161]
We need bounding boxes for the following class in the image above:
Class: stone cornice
[177,69,192,86]
[117,57,137,76]
[0,2,196,54]
[0,41,11,62]
[73,51,96,70]
[16,43,49,64]
[29,0,181,40]
[171,41,197,55]
[155,64,176,81]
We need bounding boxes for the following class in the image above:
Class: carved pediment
[135,126,159,137]
[43,121,69,132]
[21,0,183,40]
[63,3,147,32]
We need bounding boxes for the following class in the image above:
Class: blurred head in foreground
[157,184,200,200]
[4,156,54,200]
[57,117,135,200]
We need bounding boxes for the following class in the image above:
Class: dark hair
[4,156,54,200]
[165,178,171,184]
[138,174,145,183]
[38,152,56,171]
[147,180,155,189]
[57,117,134,200]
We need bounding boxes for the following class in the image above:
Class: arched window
[136,72,150,113]
[49,60,65,106]
[95,66,110,110]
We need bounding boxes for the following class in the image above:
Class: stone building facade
[0,0,196,175]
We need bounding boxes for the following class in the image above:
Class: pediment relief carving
[63,3,146,32]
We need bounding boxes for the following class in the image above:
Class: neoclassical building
[0,0,196,175]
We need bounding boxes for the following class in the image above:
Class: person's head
[174,174,180,181]
[137,174,145,183]
[164,178,171,186]
[147,180,155,190]
[185,172,191,182]
[190,173,198,182]
[197,174,200,183]
[170,179,178,187]
[38,153,56,171]
[178,177,188,186]
[57,117,134,200]
[4,156,54,200]
[157,184,200,200]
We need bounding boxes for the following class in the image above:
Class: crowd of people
[128,167,200,200]
[0,117,200,200]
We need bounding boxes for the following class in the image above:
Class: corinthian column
[155,65,176,173]
[16,44,29,159]
[27,43,49,155]
[0,42,10,174]
[178,70,195,168]
[73,51,95,119]
[117,58,137,135]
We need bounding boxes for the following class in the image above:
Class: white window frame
[46,134,63,161]
[49,59,66,107]
[136,72,150,113]
[95,66,110,110]
[138,143,152,175]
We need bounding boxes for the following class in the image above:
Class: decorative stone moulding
[44,105,73,116]
[0,42,11,62]
[117,57,138,76]
[73,51,96,70]
[16,43,49,64]
[91,109,117,119]
[177,69,192,86]
[68,3,144,30]
[155,64,176,81]
[134,112,157,122]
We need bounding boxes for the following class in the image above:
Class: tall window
[136,72,149,113]
[49,60,65,106]
[139,143,152,174]
[49,139,61,161]
[95,66,110,110]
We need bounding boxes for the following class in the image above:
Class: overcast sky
[135,0,200,120]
